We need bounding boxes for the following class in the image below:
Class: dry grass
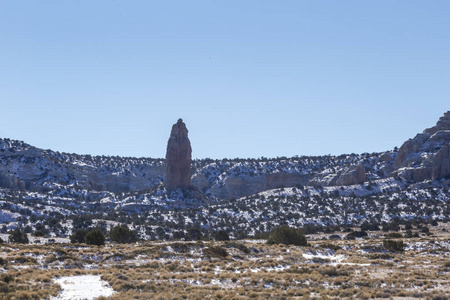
[0,225,449,299]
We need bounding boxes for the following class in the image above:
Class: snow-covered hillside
[0,134,449,240]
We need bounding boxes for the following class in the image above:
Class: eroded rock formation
[165,119,192,191]
[394,111,450,181]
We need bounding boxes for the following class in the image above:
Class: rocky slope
[0,139,165,193]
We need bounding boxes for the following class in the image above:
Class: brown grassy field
[0,225,449,299]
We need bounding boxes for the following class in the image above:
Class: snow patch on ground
[52,275,115,300]
[302,250,371,266]
[302,251,346,263]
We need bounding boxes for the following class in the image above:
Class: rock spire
[165,118,192,191]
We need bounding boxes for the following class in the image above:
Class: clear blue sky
[1,1,449,159]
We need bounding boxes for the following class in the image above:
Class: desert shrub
[385,232,403,238]
[110,226,136,243]
[85,229,105,246]
[0,258,6,265]
[345,230,367,240]
[361,222,380,231]
[203,246,228,258]
[0,282,8,293]
[369,253,393,260]
[70,229,88,244]
[225,242,250,254]
[1,274,13,283]
[13,291,32,300]
[170,242,192,253]
[266,225,307,246]
[404,230,413,238]
[383,239,405,252]
[319,243,342,251]
[431,296,449,300]
[8,229,29,244]
[214,230,230,241]
[186,228,203,241]
[319,267,349,277]
[421,226,430,233]
[33,230,45,237]
[253,232,270,239]
[329,234,341,240]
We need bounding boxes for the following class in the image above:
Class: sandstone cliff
[394,111,450,182]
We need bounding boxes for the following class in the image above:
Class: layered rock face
[394,111,450,182]
[165,119,192,191]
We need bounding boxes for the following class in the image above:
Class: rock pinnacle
[165,118,192,191]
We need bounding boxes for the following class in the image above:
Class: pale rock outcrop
[191,173,209,191]
[265,173,310,189]
[379,152,393,162]
[335,163,366,186]
[394,111,450,182]
[308,163,366,187]
[208,173,310,200]
[165,119,192,191]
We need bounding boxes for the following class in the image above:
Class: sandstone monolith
[165,119,192,191]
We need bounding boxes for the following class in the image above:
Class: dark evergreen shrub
[329,234,341,240]
[70,229,88,244]
[266,225,307,246]
[187,228,203,241]
[8,229,29,244]
[34,230,45,237]
[421,226,430,233]
[214,230,230,241]
[110,226,136,243]
[85,229,105,246]
[345,230,368,240]
[383,239,405,252]
[385,232,403,238]
[253,232,270,239]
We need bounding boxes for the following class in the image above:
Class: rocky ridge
[0,112,449,201]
